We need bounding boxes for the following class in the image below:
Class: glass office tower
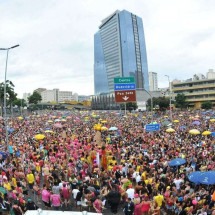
[94,10,149,95]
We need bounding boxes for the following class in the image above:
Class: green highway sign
[114,77,135,84]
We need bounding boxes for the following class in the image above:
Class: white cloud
[0,0,214,96]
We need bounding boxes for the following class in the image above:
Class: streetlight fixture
[0,44,19,150]
[165,75,172,121]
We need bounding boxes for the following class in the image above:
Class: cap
[166,186,170,190]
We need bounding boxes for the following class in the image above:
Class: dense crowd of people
[0,109,214,215]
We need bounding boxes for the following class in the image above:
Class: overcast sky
[0,0,214,97]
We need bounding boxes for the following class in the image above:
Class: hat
[28,198,32,202]
[166,186,170,190]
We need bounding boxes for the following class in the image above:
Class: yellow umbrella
[17,116,23,120]
[166,128,175,133]
[189,129,200,135]
[164,115,168,118]
[179,114,183,117]
[34,134,46,140]
[61,119,67,122]
[210,119,215,122]
[45,130,54,133]
[202,131,211,136]
[48,120,53,123]
[101,126,108,131]
[101,120,107,123]
[173,120,179,123]
[142,116,146,119]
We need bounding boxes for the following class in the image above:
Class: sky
[0,0,214,97]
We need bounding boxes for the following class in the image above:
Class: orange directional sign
[114,90,136,103]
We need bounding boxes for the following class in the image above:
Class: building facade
[23,93,31,102]
[149,72,158,91]
[41,89,76,103]
[172,79,215,109]
[94,10,149,95]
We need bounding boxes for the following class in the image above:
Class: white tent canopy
[24,210,102,215]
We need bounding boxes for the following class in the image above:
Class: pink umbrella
[54,123,63,128]
[66,116,72,119]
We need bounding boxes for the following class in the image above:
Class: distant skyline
[0,0,214,97]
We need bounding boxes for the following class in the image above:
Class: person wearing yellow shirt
[12,177,17,188]
[107,163,113,171]
[3,180,12,191]
[141,171,147,181]
[26,171,35,190]
[154,192,164,207]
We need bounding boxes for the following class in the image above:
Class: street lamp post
[165,75,172,121]
[0,45,19,150]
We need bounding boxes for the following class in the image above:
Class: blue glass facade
[94,10,149,95]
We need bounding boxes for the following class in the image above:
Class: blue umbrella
[180,125,187,130]
[211,132,215,137]
[199,171,215,185]
[188,171,202,184]
[169,158,186,167]
[192,121,201,126]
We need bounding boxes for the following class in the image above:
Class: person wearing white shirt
[126,185,135,199]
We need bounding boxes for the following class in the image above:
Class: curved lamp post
[0,44,19,150]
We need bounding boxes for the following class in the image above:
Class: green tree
[12,98,27,107]
[28,91,42,104]
[0,80,17,116]
[175,93,187,109]
[201,101,213,110]
[147,97,170,111]
[120,102,138,112]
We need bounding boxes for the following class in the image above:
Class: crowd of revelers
[0,109,214,215]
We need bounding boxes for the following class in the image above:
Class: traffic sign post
[114,77,136,103]
[145,123,160,132]
[114,90,136,102]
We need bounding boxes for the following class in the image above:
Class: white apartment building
[23,93,31,102]
[41,89,77,103]
[207,69,215,79]
[149,72,158,91]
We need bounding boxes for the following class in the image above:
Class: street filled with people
[0,109,215,215]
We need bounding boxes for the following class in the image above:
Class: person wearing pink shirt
[50,191,61,210]
[41,185,51,209]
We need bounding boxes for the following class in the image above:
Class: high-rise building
[23,93,31,103]
[207,69,215,79]
[149,72,158,91]
[94,10,149,95]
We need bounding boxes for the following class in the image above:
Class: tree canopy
[28,91,42,104]
[147,97,170,111]
[175,93,188,109]
[201,101,213,110]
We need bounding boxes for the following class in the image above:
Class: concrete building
[149,72,158,91]
[23,93,31,102]
[41,89,76,103]
[172,78,215,109]
[94,9,149,95]
[207,69,215,79]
